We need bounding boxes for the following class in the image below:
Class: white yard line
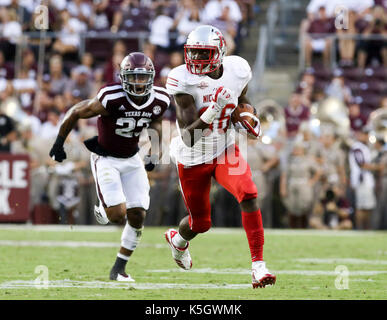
[146,268,387,276]
[0,279,252,290]
[0,224,120,232]
[296,258,387,265]
[0,277,380,291]
[0,240,167,249]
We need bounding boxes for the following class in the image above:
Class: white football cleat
[112,272,135,282]
[94,205,109,225]
[164,229,192,270]
[251,261,276,288]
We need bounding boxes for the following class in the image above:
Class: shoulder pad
[224,55,252,79]
[97,82,124,108]
[166,65,201,95]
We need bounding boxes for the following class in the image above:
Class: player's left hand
[211,86,237,109]
[144,154,157,172]
[49,136,67,162]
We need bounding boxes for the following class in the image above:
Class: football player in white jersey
[164,25,276,288]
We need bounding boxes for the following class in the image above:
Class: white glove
[211,86,238,108]
[200,86,237,124]
[242,116,261,139]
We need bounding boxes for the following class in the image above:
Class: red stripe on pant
[94,156,107,208]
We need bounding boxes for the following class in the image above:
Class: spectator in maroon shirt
[35,74,56,123]
[103,40,127,83]
[304,6,335,67]
[103,51,124,83]
[21,48,38,79]
[348,100,368,133]
[284,93,311,138]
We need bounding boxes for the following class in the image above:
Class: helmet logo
[215,31,225,49]
[153,105,162,115]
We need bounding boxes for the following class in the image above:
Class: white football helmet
[184,25,227,75]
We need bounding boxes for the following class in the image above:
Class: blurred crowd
[271,0,387,230]
[0,0,386,230]
[0,0,256,225]
[302,0,387,68]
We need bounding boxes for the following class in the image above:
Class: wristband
[200,101,220,124]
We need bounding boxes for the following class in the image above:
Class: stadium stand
[0,0,385,230]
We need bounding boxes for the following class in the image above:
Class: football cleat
[251,261,276,288]
[110,270,135,282]
[164,229,192,270]
[94,205,109,225]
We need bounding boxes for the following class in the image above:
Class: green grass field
[0,225,386,300]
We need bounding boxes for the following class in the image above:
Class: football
[231,103,258,127]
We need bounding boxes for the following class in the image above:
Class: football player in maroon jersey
[49,52,170,281]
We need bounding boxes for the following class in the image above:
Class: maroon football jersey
[94,82,170,158]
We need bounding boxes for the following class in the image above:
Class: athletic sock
[112,253,129,274]
[241,209,264,262]
[252,260,265,268]
[172,232,188,249]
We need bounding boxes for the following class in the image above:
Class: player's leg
[165,162,213,270]
[90,154,127,225]
[214,145,276,288]
[110,155,150,281]
[215,146,263,261]
[110,207,146,282]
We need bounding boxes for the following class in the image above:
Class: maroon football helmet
[119,52,155,96]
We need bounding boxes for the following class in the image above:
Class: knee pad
[121,223,143,251]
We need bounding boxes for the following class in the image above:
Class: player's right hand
[49,136,67,162]
[211,86,237,109]
[144,154,157,172]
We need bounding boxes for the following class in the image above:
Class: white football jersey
[166,55,252,166]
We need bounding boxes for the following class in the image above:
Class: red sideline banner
[0,153,30,222]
